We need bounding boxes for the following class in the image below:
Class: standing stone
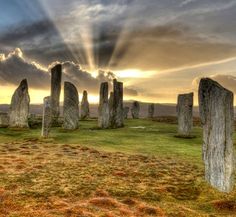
[113,79,124,127]
[131,101,140,119]
[0,113,9,128]
[98,82,109,128]
[148,104,155,119]
[81,90,90,120]
[109,91,114,126]
[199,78,235,192]
[109,79,124,128]
[9,79,30,128]
[29,114,36,119]
[176,93,193,136]
[123,107,129,119]
[63,82,79,130]
[50,64,62,126]
[42,96,51,138]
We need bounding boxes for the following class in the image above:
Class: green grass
[0,119,203,165]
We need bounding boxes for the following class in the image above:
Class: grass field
[0,119,235,216]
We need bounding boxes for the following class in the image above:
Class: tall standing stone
[148,104,155,119]
[42,96,51,138]
[109,91,114,126]
[50,64,62,126]
[176,93,193,136]
[81,90,90,120]
[131,101,140,119]
[63,82,79,130]
[199,78,235,192]
[113,79,124,127]
[109,79,124,128]
[98,82,109,128]
[9,79,30,128]
[123,107,129,119]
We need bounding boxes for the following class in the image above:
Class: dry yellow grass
[0,138,235,216]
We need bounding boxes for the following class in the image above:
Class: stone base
[174,134,197,139]
[0,113,9,128]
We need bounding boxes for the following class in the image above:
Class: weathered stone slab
[9,79,30,128]
[113,79,124,128]
[0,113,9,128]
[29,114,36,119]
[98,82,109,128]
[177,93,193,136]
[63,82,79,130]
[131,101,140,119]
[148,104,155,119]
[123,107,129,119]
[81,90,90,120]
[199,78,235,192]
[41,96,51,138]
[50,64,62,126]
[109,79,124,128]
[109,91,114,126]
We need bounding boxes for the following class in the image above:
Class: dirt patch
[212,200,236,211]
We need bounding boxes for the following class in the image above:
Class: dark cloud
[109,24,236,71]
[3,18,236,72]
[0,17,123,68]
[0,19,85,66]
[0,48,138,96]
[61,62,114,93]
[0,19,57,45]
[92,23,122,68]
[1,4,236,72]
[61,61,138,95]
[24,44,85,66]
[0,48,50,88]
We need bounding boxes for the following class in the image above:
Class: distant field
[0,119,235,216]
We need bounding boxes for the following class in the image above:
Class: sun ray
[38,0,96,72]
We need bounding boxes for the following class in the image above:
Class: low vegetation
[0,119,235,216]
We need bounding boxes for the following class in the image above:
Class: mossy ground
[0,119,235,216]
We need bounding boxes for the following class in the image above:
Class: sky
[1,0,236,104]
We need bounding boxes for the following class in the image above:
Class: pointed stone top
[199,78,232,94]
[44,96,51,101]
[110,91,113,95]
[64,81,77,90]
[100,82,109,96]
[51,64,62,72]
[83,90,88,96]
[113,79,123,86]
[101,81,108,86]
[19,79,28,91]
[178,92,194,97]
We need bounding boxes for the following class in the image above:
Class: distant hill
[0,102,200,118]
